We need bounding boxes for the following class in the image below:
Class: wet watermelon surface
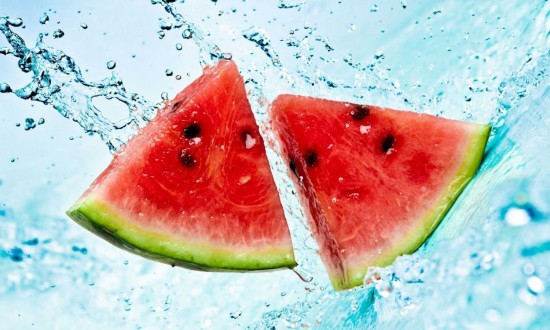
[271,94,489,289]
[69,61,295,270]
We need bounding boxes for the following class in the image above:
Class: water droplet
[0,83,12,93]
[523,263,535,276]
[123,260,129,265]
[175,75,182,80]
[7,247,24,262]
[182,29,193,39]
[89,281,95,286]
[80,23,88,29]
[280,291,287,296]
[527,276,545,295]
[8,18,23,27]
[374,51,385,60]
[158,31,166,39]
[229,311,242,319]
[165,69,173,76]
[175,43,183,50]
[161,92,169,100]
[222,52,233,60]
[370,4,379,12]
[504,206,531,226]
[400,0,407,9]
[160,20,173,30]
[39,14,49,25]
[53,29,65,39]
[106,60,116,70]
[24,118,36,131]
[37,118,45,125]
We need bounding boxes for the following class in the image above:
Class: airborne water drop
[106,60,116,70]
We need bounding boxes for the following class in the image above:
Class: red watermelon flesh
[67,60,296,271]
[270,94,490,290]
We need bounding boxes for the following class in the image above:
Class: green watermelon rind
[334,123,491,290]
[67,198,297,271]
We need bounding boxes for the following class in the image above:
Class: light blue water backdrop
[0,1,549,328]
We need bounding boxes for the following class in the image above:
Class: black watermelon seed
[382,135,395,153]
[289,159,298,178]
[350,105,370,120]
[180,150,196,167]
[304,150,318,167]
[183,123,201,138]
[172,101,182,110]
[241,130,252,146]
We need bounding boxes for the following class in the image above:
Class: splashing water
[0,17,158,152]
[1,0,550,329]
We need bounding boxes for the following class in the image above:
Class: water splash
[150,0,224,67]
[1,1,550,329]
[0,17,158,152]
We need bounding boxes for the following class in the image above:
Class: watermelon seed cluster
[180,122,202,167]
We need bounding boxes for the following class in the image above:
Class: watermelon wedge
[270,95,490,290]
[67,60,296,271]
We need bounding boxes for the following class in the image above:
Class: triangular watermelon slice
[67,60,296,271]
[270,95,489,290]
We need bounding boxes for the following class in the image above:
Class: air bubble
[80,23,88,29]
[158,31,166,39]
[106,60,116,70]
[161,92,169,100]
[370,4,379,12]
[175,43,183,50]
[165,69,173,76]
